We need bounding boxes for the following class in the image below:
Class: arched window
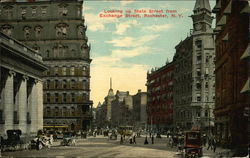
[70,67,75,76]
[54,107,59,116]
[46,80,50,89]
[62,80,67,89]
[54,67,59,76]
[71,79,76,89]
[71,93,75,102]
[55,93,59,103]
[62,67,67,75]
[63,107,67,117]
[55,80,59,89]
[63,93,67,103]
[46,93,50,103]
[71,107,75,116]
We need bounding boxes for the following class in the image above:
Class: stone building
[147,62,174,132]
[0,32,47,138]
[213,0,249,154]
[0,0,93,131]
[173,0,215,133]
[132,89,147,130]
[111,91,133,127]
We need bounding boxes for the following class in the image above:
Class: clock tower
[191,0,213,33]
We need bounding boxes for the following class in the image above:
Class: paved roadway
[1,135,227,158]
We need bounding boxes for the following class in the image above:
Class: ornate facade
[173,0,215,133]
[0,32,47,138]
[213,0,249,154]
[0,0,92,132]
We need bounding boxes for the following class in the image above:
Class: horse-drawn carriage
[0,130,27,151]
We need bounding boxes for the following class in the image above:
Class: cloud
[120,0,135,6]
[143,24,173,32]
[84,13,118,32]
[106,34,159,47]
[114,20,138,35]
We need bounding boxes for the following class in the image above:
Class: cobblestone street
[1,135,231,158]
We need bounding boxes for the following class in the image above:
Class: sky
[83,0,216,107]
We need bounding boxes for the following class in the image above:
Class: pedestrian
[129,136,133,144]
[151,135,154,144]
[207,137,212,150]
[213,138,217,152]
[133,135,136,144]
[144,136,149,144]
[120,135,123,144]
[36,137,40,150]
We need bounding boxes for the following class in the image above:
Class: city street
[1,135,229,158]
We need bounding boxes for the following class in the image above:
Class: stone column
[29,80,37,135]
[4,71,15,132]
[18,75,28,135]
[36,80,43,130]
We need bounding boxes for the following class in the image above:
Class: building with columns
[0,0,92,131]
[173,0,215,133]
[0,32,47,138]
[213,0,249,155]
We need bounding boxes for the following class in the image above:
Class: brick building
[146,62,174,132]
[213,0,249,155]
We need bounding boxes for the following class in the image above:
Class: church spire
[110,77,112,89]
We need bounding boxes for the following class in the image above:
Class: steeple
[193,0,211,13]
[191,0,213,33]
[110,77,112,89]
[108,77,114,97]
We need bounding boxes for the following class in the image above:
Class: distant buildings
[212,0,249,154]
[0,0,92,131]
[146,62,174,132]
[172,0,215,133]
[0,32,47,137]
[132,90,147,130]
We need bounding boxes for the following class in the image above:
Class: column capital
[8,70,16,77]
[22,75,29,81]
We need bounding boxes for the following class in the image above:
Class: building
[0,0,93,132]
[132,89,147,130]
[146,62,174,132]
[0,32,47,138]
[111,91,133,127]
[212,0,249,155]
[173,0,215,133]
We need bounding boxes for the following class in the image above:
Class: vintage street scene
[0,0,249,158]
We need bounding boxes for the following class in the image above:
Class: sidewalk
[202,145,233,158]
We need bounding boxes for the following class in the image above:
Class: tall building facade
[173,0,215,133]
[146,62,174,132]
[0,32,47,138]
[132,89,147,130]
[213,0,249,154]
[111,91,133,127]
[0,0,92,131]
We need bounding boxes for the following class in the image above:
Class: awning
[222,33,228,41]
[241,0,250,14]
[217,15,227,26]
[224,0,232,15]
[240,78,249,93]
[240,44,250,60]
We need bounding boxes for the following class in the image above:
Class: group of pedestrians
[207,136,217,152]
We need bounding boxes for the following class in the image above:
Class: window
[3,5,13,18]
[195,40,202,50]
[1,24,13,36]
[23,26,31,39]
[58,4,68,16]
[197,55,201,64]
[31,7,37,16]
[62,80,67,89]
[55,80,59,89]
[41,6,47,15]
[196,82,201,89]
[63,107,67,116]
[70,67,75,76]
[205,82,209,89]
[34,26,42,37]
[54,67,59,76]
[46,93,50,102]
[62,67,66,75]
[197,68,201,76]
[54,107,59,116]
[21,7,27,18]
[55,23,68,37]
[46,107,51,116]
[46,50,50,58]
[46,80,50,89]
[71,93,75,102]
[71,107,75,116]
[71,79,76,89]
[205,110,208,117]
[63,93,67,102]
